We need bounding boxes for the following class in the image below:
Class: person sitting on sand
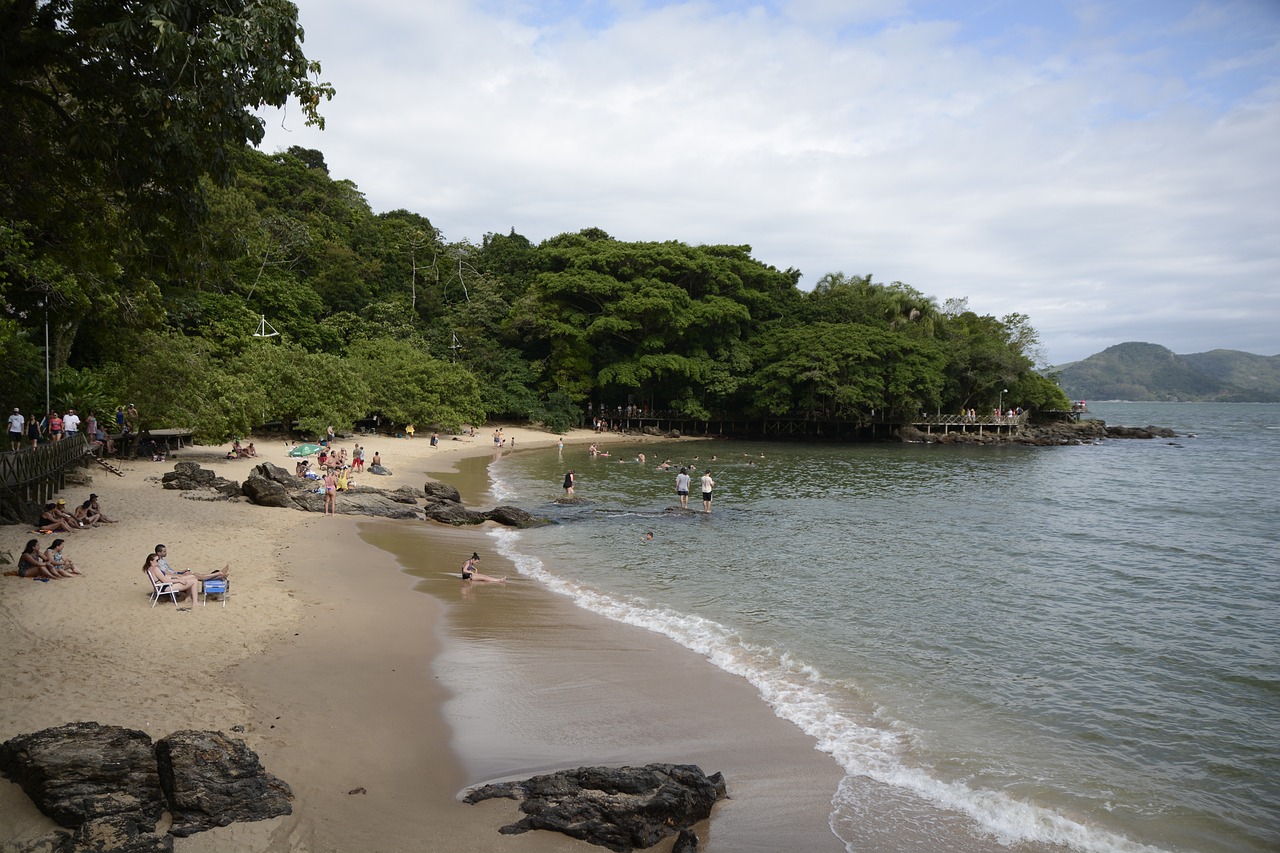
[73,499,100,527]
[39,502,80,533]
[243,442,258,458]
[42,539,81,575]
[17,539,69,579]
[461,552,505,583]
[87,494,117,523]
[154,544,228,582]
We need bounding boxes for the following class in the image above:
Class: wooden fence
[0,434,92,525]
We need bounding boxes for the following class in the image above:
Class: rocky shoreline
[899,419,1177,446]
[161,461,550,526]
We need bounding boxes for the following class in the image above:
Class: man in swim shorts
[675,467,691,509]
[700,470,715,513]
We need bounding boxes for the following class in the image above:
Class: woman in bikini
[323,470,338,515]
[460,552,505,583]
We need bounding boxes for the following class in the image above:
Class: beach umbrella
[288,443,323,457]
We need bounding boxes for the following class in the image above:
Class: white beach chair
[146,568,180,608]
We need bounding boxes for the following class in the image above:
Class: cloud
[264,0,1280,362]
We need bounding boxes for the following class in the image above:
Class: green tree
[347,337,485,432]
[1,0,333,378]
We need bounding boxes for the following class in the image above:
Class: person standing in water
[563,469,575,497]
[461,552,505,583]
[675,467,691,509]
[700,470,715,513]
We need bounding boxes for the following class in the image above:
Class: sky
[260,0,1280,364]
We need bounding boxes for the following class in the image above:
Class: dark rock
[672,828,699,853]
[249,462,296,486]
[154,730,292,838]
[422,481,462,503]
[385,485,424,505]
[422,502,488,525]
[367,464,392,475]
[161,463,241,497]
[325,491,421,519]
[1105,424,1177,439]
[668,430,682,439]
[0,722,164,828]
[66,815,173,852]
[240,472,293,508]
[464,763,726,852]
[239,470,421,518]
[484,505,550,528]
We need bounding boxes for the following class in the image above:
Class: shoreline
[1,424,844,851]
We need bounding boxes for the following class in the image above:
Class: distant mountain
[1054,343,1280,402]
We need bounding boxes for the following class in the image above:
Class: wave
[487,527,1171,853]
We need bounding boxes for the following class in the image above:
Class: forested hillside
[1056,343,1280,402]
[0,1,1068,440]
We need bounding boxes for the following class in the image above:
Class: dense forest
[0,0,1069,441]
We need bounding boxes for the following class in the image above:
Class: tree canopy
[0,4,1069,439]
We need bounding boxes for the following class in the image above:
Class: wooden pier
[591,411,1030,441]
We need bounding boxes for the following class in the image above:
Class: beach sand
[0,426,844,851]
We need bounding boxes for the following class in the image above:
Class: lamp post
[40,300,50,415]
[999,388,1007,419]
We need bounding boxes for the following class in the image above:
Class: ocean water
[482,403,1279,853]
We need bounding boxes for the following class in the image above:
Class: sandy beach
[0,426,843,851]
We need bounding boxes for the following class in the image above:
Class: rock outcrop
[173,463,554,526]
[161,462,242,497]
[464,763,727,852]
[0,722,164,828]
[421,480,550,528]
[239,463,421,519]
[154,730,293,837]
[0,723,291,844]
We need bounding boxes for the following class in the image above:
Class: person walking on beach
[563,469,575,497]
[700,470,715,513]
[675,467,691,509]
[461,552,505,583]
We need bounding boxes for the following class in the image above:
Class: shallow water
[482,403,1280,853]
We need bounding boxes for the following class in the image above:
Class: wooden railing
[0,434,92,524]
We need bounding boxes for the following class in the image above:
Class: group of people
[6,405,137,455]
[563,452,718,512]
[143,544,229,609]
[16,537,81,580]
[16,492,118,581]
[38,494,117,533]
[226,439,258,459]
[8,407,82,450]
[674,467,715,512]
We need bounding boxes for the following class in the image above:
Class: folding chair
[146,568,180,607]
[201,577,229,608]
